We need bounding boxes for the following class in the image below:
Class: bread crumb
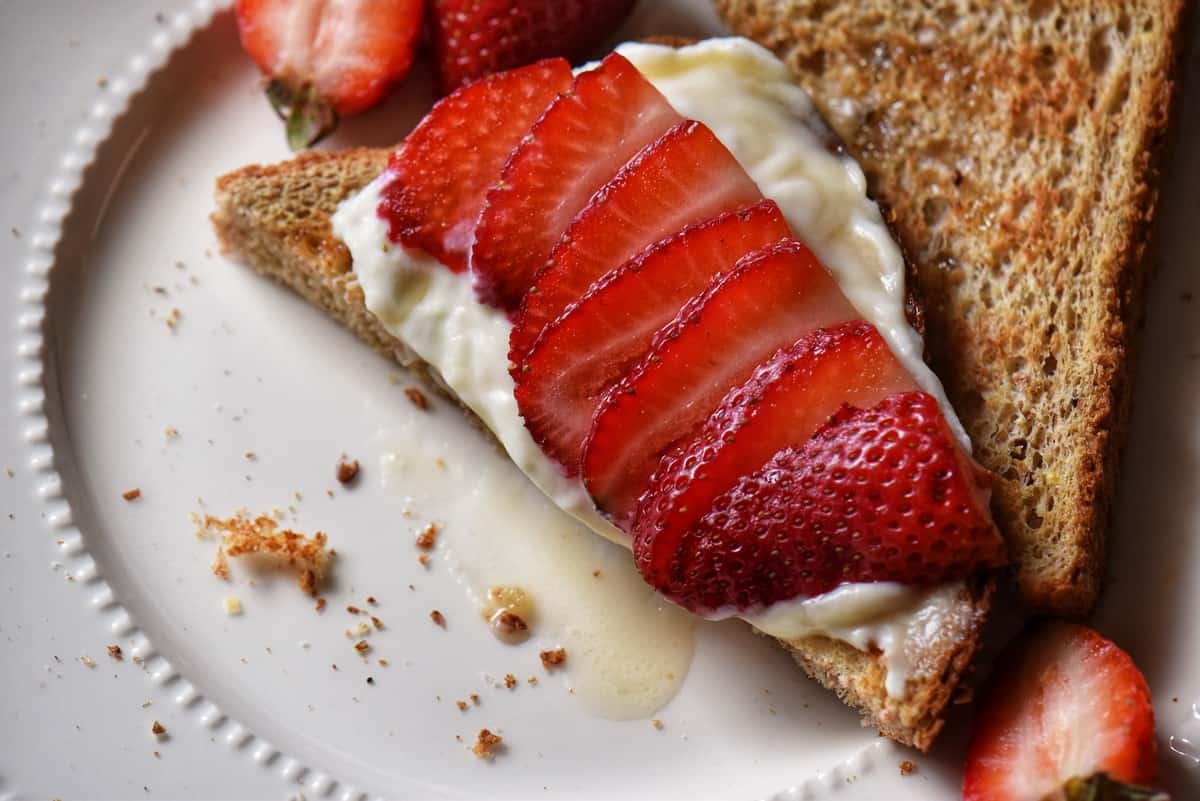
[211,547,230,581]
[470,693,480,704]
[504,673,517,689]
[198,512,331,595]
[378,658,390,667]
[899,760,916,777]
[315,597,326,612]
[223,595,243,615]
[151,721,166,737]
[354,640,370,655]
[472,729,503,759]
[404,386,430,410]
[122,488,141,502]
[651,719,663,730]
[539,648,567,670]
[107,644,123,660]
[165,308,181,330]
[456,700,468,711]
[336,457,359,485]
[415,523,438,550]
[430,610,445,627]
[371,615,384,631]
[592,569,601,578]
[418,554,431,568]
[527,676,537,686]
[347,605,363,615]
[163,426,179,440]
[80,655,96,668]
[366,596,377,605]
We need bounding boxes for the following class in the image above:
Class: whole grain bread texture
[717,0,1188,616]
[211,147,992,750]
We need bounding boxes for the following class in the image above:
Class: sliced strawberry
[510,120,763,362]
[637,390,1006,612]
[430,0,637,95]
[514,202,792,474]
[581,239,857,526]
[471,53,682,311]
[375,59,572,272]
[632,321,916,600]
[964,623,1160,801]
[236,0,424,148]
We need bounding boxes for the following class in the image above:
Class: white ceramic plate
[2,1,1199,799]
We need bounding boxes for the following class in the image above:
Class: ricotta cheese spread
[332,37,969,697]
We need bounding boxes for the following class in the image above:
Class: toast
[714,0,1189,616]
[211,147,993,750]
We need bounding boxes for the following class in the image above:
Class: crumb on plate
[430,610,445,627]
[336,456,360,485]
[122,488,141,502]
[151,721,167,737]
[899,760,916,777]
[539,648,567,670]
[107,644,123,660]
[472,729,503,759]
[415,523,438,550]
[197,512,331,595]
[405,386,430,410]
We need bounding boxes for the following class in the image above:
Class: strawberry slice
[514,202,792,474]
[581,239,857,526]
[430,0,637,95]
[509,120,763,363]
[636,390,1006,612]
[375,59,572,273]
[472,53,683,312]
[632,320,917,600]
[236,0,424,148]
[964,623,1160,801]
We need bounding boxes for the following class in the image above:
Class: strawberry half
[430,0,638,95]
[510,120,762,363]
[236,0,424,149]
[514,202,792,474]
[633,320,916,602]
[376,59,572,272]
[581,239,857,526]
[637,390,1006,613]
[964,623,1160,801]
[471,53,682,312]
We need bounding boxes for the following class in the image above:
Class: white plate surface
[1,2,1199,799]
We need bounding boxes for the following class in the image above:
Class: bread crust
[715,0,1190,616]
[211,146,993,750]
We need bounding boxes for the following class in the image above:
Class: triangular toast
[212,147,992,750]
[716,0,1188,617]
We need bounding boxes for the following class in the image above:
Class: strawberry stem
[1051,774,1170,801]
[265,79,338,151]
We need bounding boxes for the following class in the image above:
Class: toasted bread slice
[715,0,1188,616]
[211,147,993,750]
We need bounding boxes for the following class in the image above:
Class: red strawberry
[964,623,1160,801]
[472,53,682,312]
[514,202,792,474]
[376,59,572,272]
[636,389,1006,613]
[581,239,857,526]
[510,120,762,363]
[633,321,915,601]
[236,0,424,149]
[430,0,637,95]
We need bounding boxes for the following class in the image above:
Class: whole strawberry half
[634,385,1006,613]
[236,0,424,149]
[430,0,638,95]
[964,623,1163,801]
